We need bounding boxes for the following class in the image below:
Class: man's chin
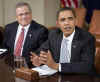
[64,32,72,37]
[20,23,29,26]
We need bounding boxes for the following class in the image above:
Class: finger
[30,55,34,62]
[30,55,32,58]
[30,56,35,62]
[47,50,52,58]
[39,56,47,62]
[40,51,47,55]
[30,52,37,57]
[48,50,51,55]
[40,54,47,58]
[39,59,46,64]
[30,55,35,61]
[47,50,54,61]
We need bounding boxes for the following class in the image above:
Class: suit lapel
[11,22,18,52]
[22,22,35,56]
[71,27,80,61]
[55,31,63,63]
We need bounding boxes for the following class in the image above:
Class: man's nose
[22,14,26,18]
[64,20,69,25]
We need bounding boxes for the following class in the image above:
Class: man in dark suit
[31,7,96,74]
[3,2,48,68]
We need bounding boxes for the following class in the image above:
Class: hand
[39,51,48,64]
[30,52,41,66]
[40,50,59,70]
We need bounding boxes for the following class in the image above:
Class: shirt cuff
[59,63,61,72]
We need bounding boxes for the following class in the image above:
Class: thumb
[30,52,37,57]
[48,50,51,54]
[47,50,52,57]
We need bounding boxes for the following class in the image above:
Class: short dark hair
[56,7,76,20]
[16,2,32,12]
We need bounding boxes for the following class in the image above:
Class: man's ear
[56,21,59,28]
[16,18,17,20]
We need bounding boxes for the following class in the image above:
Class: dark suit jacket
[39,27,96,74]
[3,20,48,68]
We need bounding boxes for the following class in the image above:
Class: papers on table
[0,49,7,54]
[32,65,57,76]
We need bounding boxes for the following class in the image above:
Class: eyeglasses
[17,12,31,16]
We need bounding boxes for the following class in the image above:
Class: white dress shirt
[14,24,30,56]
[59,30,75,71]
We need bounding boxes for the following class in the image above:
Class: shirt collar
[19,24,30,32]
[63,29,75,41]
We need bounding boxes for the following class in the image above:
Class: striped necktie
[60,39,70,63]
[14,28,24,56]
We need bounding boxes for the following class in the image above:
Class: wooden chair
[89,10,100,35]
[47,8,87,30]
[89,10,100,74]
[74,8,87,28]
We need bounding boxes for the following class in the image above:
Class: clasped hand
[30,50,59,70]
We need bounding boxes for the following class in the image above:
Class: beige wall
[0,0,4,26]
[0,0,60,27]
[44,0,60,27]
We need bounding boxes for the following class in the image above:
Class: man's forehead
[58,11,74,19]
[60,10,73,15]
[16,6,29,11]
[16,6,30,14]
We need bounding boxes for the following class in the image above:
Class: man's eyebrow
[67,17,74,20]
[68,16,74,18]
[60,18,66,21]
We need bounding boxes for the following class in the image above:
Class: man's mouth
[64,27,72,30]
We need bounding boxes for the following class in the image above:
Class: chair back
[47,8,87,30]
[74,8,87,28]
[89,10,100,34]
[89,10,100,74]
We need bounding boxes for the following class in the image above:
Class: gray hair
[16,2,32,12]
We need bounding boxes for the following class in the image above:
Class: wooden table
[15,74,100,82]
[0,46,100,82]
